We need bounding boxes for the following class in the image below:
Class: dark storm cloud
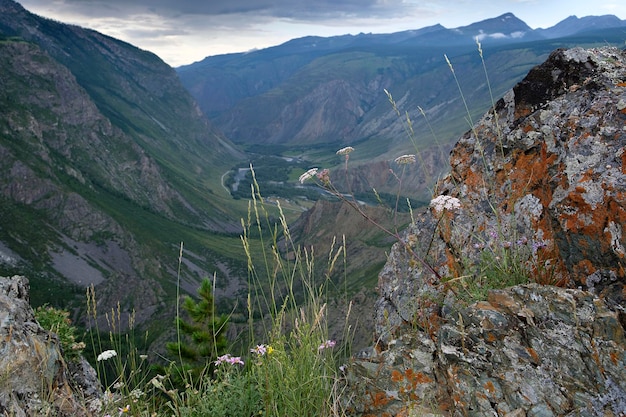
[27,0,412,20]
[16,0,441,64]
[26,0,623,66]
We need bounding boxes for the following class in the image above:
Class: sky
[17,0,626,67]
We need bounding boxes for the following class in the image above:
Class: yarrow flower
[215,354,244,366]
[394,154,416,165]
[299,168,318,184]
[429,195,461,214]
[97,349,117,362]
[129,389,144,400]
[318,340,336,352]
[336,146,354,156]
[250,344,268,356]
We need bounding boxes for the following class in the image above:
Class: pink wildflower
[228,356,245,366]
[318,340,336,352]
[250,344,268,356]
[215,353,244,366]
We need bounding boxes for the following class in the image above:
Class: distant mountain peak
[537,13,626,38]
[448,12,532,43]
[455,12,531,34]
[499,12,518,19]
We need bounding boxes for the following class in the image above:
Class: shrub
[34,305,84,361]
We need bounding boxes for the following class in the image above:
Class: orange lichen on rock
[507,145,557,206]
[406,369,433,386]
[370,391,392,408]
[483,380,496,394]
[462,166,486,190]
[391,369,404,383]
[576,260,597,285]
[526,347,541,365]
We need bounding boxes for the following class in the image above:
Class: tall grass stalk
[85,285,152,415]
[476,39,505,158]
[243,167,353,416]
[175,241,184,368]
[384,89,437,189]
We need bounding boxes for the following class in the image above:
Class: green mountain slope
[0,0,250,338]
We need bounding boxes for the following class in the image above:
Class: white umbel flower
[97,349,117,362]
[336,146,354,155]
[394,154,416,165]
[299,168,318,184]
[430,195,461,214]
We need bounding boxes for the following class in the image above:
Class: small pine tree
[166,277,229,382]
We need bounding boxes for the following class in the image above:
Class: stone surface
[346,284,626,416]
[344,47,626,416]
[0,275,99,416]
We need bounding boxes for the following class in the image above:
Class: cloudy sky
[17,0,626,67]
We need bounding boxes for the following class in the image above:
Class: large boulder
[344,47,626,416]
[0,275,98,416]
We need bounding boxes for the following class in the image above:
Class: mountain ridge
[177,12,626,203]
[0,0,250,338]
[180,12,626,68]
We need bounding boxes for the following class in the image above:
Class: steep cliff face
[0,40,179,229]
[344,47,626,416]
[0,0,247,332]
[0,0,241,224]
[0,34,166,321]
[0,275,99,416]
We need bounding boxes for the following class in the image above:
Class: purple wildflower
[532,240,547,254]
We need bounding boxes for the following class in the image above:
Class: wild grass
[240,168,353,416]
[35,166,354,416]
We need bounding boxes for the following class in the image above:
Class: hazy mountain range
[1,0,624,346]
[177,12,626,197]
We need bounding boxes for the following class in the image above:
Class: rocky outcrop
[344,47,626,416]
[346,284,626,416]
[0,275,99,416]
